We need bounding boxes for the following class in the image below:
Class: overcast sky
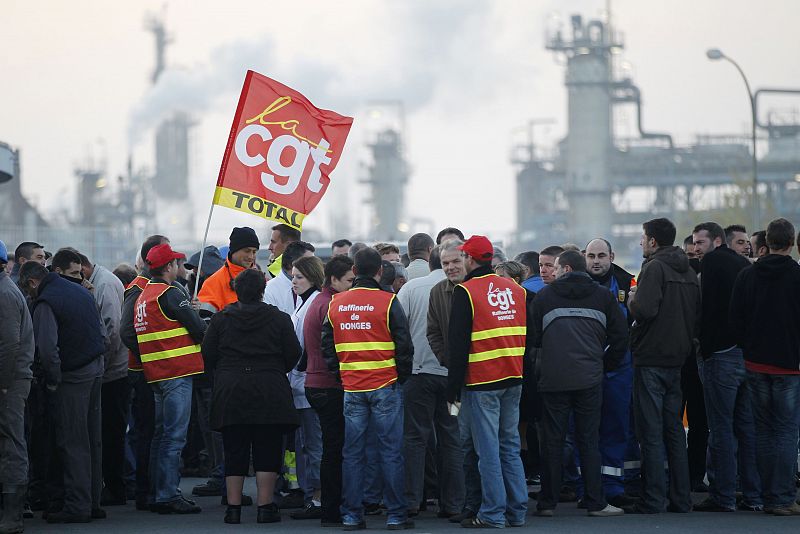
[2,0,799,245]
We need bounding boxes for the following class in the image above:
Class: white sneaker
[588,504,624,517]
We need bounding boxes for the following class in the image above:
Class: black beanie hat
[228,227,260,257]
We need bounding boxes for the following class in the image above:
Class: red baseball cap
[458,235,493,261]
[146,243,186,269]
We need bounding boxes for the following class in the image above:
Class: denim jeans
[462,386,528,527]
[149,377,193,504]
[458,400,483,513]
[296,407,323,503]
[403,373,464,513]
[633,366,691,513]
[746,371,800,508]
[540,385,606,513]
[342,385,406,525]
[702,349,761,508]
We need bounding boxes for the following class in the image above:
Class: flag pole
[193,200,216,302]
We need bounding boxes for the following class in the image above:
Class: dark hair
[642,218,676,247]
[379,260,396,287]
[429,245,442,270]
[766,218,796,251]
[282,241,315,273]
[14,241,43,261]
[272,223,301,243]
[355,247,383,279]
[724,224,746,238]
[407,233,434,258]
[514,251,540,276]
[324,255,354,286]
[331,239,352,251]
[52,249,83,273]
[292,256,325,289]
[234,269,266,304]
[751,230,766,253]
[436,227,464,245]
[19,261,49,288]
[539,245,565,258]
[557,250,587,272]
[348,242,368,259]
[683,235,694,246]
[141,235,168,265]
[61,246,91,268]
[113,263,137,287]
[692,222,725,244]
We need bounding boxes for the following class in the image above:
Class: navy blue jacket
[34,273,105,372]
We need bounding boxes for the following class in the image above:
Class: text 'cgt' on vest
[328,287,397,393]
[460,274,526,387]
[125,275,149,372]
[134,281,204,383]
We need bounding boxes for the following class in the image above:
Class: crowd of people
[1,216,800,532]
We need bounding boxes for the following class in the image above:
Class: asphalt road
[22,478,800,533]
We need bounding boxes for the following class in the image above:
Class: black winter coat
[202,301,301,431]
[629,246,701,367]
[531,271,628,392]
[698,244,750,357]
[730,254,800,370]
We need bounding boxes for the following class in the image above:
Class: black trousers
[538,385,606,512]
[681,355,708,485]
[49,377,103,516]
[129,371,155,503]
[306,387,344,523]
[221,425,283,475]
[25,379,51,508]
[402,373,464,514]
[101,377,132,500]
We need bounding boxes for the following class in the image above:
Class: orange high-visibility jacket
[328,288,398,392]
[459,274,526,387]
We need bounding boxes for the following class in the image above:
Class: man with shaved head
[581,238,637,507]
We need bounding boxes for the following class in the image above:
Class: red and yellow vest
[125,275,149,372]
[459,274,526,387]
[134,281,204,383]
[327,287,397,392]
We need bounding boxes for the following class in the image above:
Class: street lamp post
[706,48,759,232]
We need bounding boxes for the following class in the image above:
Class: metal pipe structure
[707,48,759,231]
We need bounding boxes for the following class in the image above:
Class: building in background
[513,13,800,260]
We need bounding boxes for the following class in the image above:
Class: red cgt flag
[213,71,353,229]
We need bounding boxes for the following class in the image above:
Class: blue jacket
[34,273,105,372]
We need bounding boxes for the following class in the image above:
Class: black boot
[257,503,281,523]
[224,505,241,524]
[0,486,25,534]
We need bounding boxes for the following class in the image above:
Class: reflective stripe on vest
[126,275,150,372]
[460,274,526,387]
[134,282,203,383]
[328,287,398,392]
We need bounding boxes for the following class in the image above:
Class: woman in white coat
[287,255,325,519]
